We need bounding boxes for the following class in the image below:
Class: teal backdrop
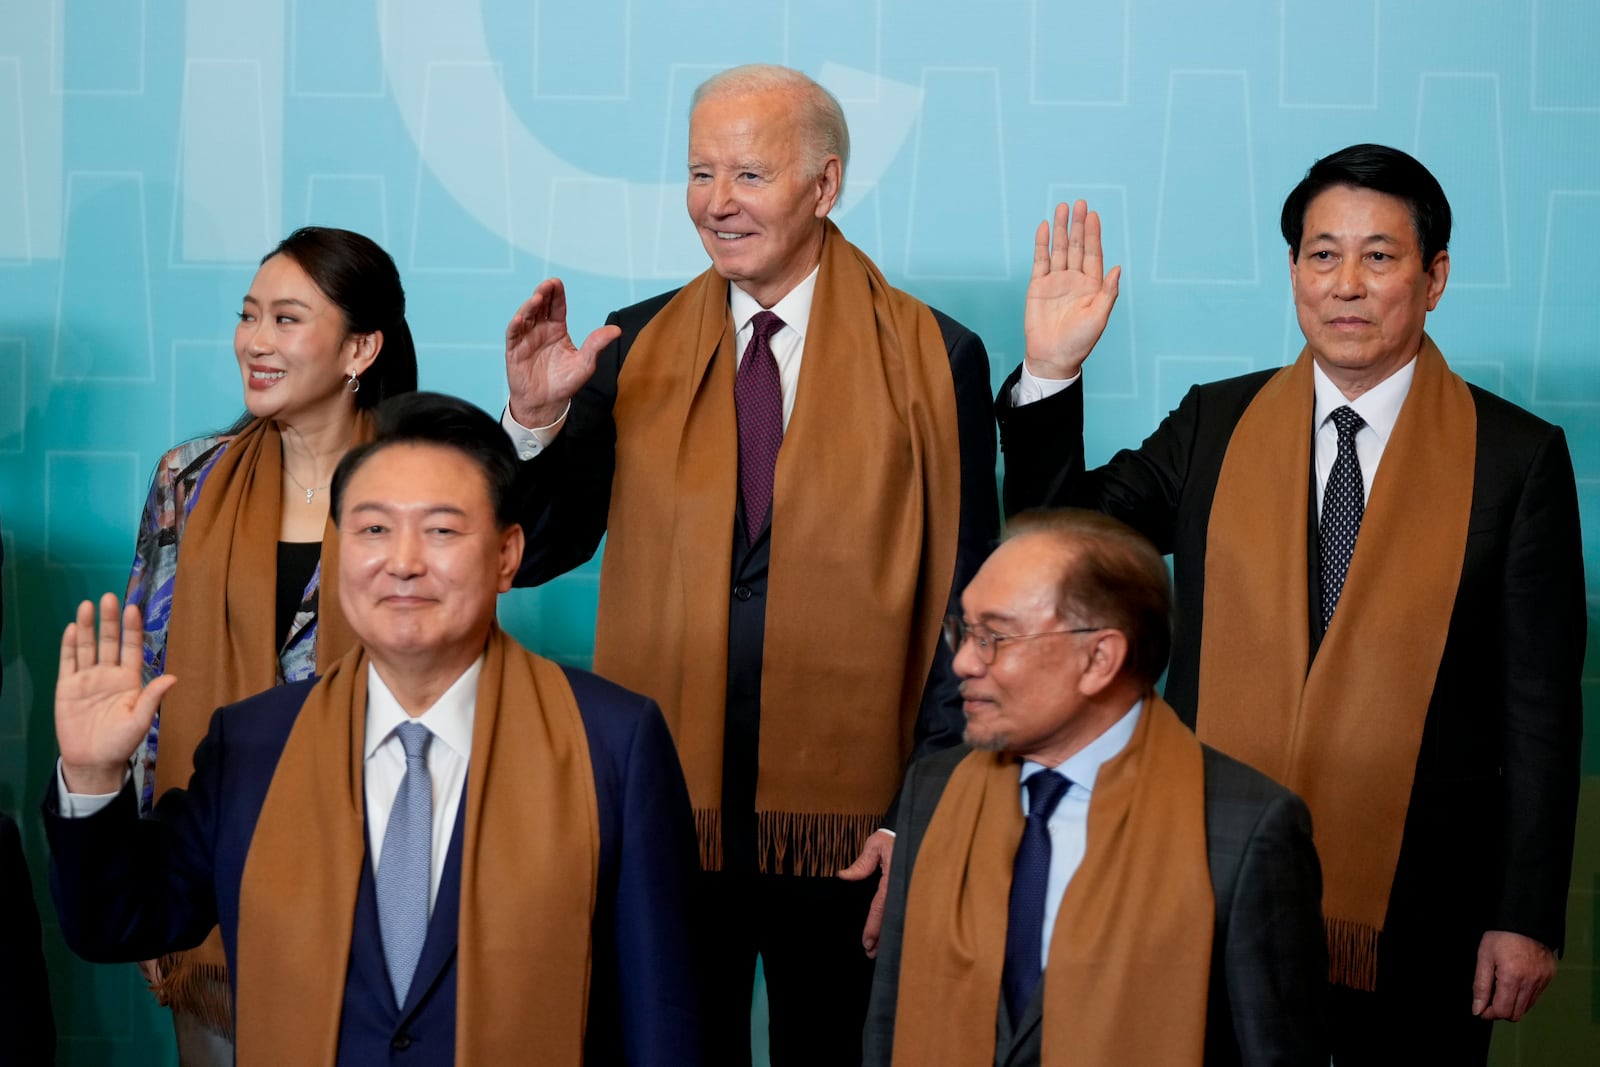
[0,1,1595,1063]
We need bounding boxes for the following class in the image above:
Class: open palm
[1022,200,1122,379]
[55,594,175,794]
[504,277,622,429]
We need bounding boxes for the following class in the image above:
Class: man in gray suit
[863,510,1327,1066]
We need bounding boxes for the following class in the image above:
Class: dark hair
[264,227,418,408]
[1279,144,1452,264]
[330,392,519,528]
[1005,509,1173,688]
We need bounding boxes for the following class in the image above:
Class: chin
[962,725,1010,752]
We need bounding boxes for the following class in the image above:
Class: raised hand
[503,278,623,429]
[55,594,175,795]
[1023,200,1122,380]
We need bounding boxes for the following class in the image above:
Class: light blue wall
[1,2,1596,1062]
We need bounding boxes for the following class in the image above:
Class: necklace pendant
[305,487,315,504]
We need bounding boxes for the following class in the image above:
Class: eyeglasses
[942,613,1104,665]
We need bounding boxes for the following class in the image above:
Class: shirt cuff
[1010,365,1081,407]
[55,759,129,818]
[501,401,570,461]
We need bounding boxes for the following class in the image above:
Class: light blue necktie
[376,720,432,1007]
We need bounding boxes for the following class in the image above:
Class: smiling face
[234,253,377,427]
[1290,184,1450,398]
[952,536,1118,766]
[685,88,841,307]
[338,443,523,683]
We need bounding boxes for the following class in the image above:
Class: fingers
[132,674,179,731]
[1031,219,1051,280]
[861,879,888,959]
[120,601,145,670]
[1065,200,1088,273]
[1470,942,1495,1015]
[1051,202,1072,274]
[506,278,565,346]
[578,323,622,361]
[1082,207,1105,280]
[68,598,97,674]
[96,592,122,667]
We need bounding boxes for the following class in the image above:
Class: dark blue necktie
[1002,770,1072,1024]
[1319,406,1367,628]
[375,721,432,1007]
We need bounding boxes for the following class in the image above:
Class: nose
[385,526,425,579]
[1333,257,1365,299]
[239,317,272,354]
[950,635,985,681]
[708,174,738,217]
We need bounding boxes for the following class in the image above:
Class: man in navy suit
[43,393,704,1065]
[998,146,1585,1064]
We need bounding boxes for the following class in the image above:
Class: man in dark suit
[43,393,703,1065]
[863,509,1327,1066]
[498,64,998,1064]
[999,145,1586,1063]
[1,516,59,1065]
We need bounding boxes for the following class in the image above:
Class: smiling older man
[495,64,1001,1064]
[44,393,703,1066]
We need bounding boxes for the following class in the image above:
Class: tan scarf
[234,628,599,1064]
[152,416,367,1029]
[1198,336,1474,989]
[892,698,1213,1066]
[593,221,961,874]
[153,415,366,1023]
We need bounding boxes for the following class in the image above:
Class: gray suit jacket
[862,743,1328,1067]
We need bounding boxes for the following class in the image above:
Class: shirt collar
[729,265,819,343]
[1020,698,1144,797]
[1312,355,1415,446]
[363,656,484,764]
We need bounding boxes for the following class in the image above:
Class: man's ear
[1076,630,1129,698]
[497,523,525,593]
[813,156,842,219]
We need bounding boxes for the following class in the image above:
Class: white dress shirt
[1012,356,1418,520]
[58,656,484,916]
[1019,698,1143,969]
[502,267,821,457]
[1310,357,1415,517]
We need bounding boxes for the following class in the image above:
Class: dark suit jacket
[513,284,1000,867]
[1,811,56,1066]
[996,371,1586,962]
[863,743,1329,1066]
[44,667,703,1066]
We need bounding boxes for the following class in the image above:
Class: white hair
[691,64,851,190]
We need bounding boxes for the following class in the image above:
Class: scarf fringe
[693,808,723,871]
[153,952,235,1039]
[1326,916,1381,992]
[757,811,881,877]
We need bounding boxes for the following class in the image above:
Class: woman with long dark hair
[122,227,417,1063]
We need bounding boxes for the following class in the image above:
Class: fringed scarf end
[756,811,882,876]
[1325,916,1381,992]
[153,953,235,1038]
[693,807,722,872]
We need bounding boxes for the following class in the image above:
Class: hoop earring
[346,373,361,394]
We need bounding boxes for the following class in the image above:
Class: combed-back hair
[692,64,850,193]
[1280,143,1452,264]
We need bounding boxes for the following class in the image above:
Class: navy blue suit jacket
[45,665,704,1066]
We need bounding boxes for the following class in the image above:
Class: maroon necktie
[735,310,785,545]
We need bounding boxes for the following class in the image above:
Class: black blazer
[0,811,56,1066]
[995,370,1586,959]
[512,285,1001,864]
[862,743,1329,1066]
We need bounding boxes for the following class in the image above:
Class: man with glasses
[863,509,1327,1066]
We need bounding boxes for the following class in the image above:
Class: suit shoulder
[1200,744,1305,814]
[608,288,682,334]
[905,743,973,796]
[1191,367,1280,406]
[212,678,317,740]
[926,306,980,352]
[1466,383,1566,448]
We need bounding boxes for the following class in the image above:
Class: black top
[276,541,322,651]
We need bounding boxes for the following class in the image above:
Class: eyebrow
[1306,230,1402,245]
[240,295,314,310]
[347,502,470,518]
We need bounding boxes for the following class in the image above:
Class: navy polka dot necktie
[734,310,786,545]
[1319,405,1367,629]
[1002,770,1072,1024]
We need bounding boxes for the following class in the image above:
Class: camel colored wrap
[891,698,1214,1066]
[1198,337,1475,989]
[594,221,961,874]
[234,629,599,1064]
[154,415,367,1029]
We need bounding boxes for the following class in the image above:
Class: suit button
[392,1034,412,1051]
[733,584,753,601]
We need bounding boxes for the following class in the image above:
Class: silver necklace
[283,466,330,504]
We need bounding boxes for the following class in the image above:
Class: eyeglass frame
[942,613,1106,665]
